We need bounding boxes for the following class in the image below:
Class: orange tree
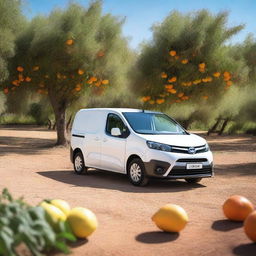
[133,10,247,115]
[2,1,133,144]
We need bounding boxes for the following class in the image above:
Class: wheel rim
[75,155,83,172]
[130,163,142,182]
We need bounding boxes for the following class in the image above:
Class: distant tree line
[0,0,255,144]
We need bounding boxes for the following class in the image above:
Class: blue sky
[24,0,256,49]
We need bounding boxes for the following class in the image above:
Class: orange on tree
[213,72,221,77]
[199,63,206,69]
[226,81,232,86]
[32,66,40,71]
[102,79,109,85]
[25,76,31,82]
[168,76,177,83]
[156,98,165,104]
[66,39,74,45]
[78,69,84,75]
[169,89,177,94]
[169,50,176,56]
[161,72,167,78]
[165,84,173,89]
[181,59,188,64]
[17,66,24,72]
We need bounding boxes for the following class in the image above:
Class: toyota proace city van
[70,108,213,186]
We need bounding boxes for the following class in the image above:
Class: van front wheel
[73,152,87,175]
[128,158,149,186]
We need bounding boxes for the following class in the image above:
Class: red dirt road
[0,126,256,256]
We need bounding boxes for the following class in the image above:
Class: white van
[70,108,213,186]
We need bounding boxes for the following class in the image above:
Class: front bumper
[143,155,214,179]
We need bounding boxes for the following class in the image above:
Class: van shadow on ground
[214,163,256,176]
[37,169,206,193]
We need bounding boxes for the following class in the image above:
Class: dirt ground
[0,126,256,256]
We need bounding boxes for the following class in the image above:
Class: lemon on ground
[50,199,71,216]
[152,204,188,232]
[67,207,98,238]
[40,201,66,224]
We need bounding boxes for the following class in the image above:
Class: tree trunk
[47,118,52,130]
[218,118,230,135]
[49,92,67,146]
[207,117,221,135]
[54,106,67,145]
[66,114,73,132]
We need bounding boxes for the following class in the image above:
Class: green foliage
[0,93,6,115]
[28,102,51,125]
[133,10,247,110]
[0,188,76,256]
[0,0,25,82]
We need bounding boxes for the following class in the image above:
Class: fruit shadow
[69,238,88,248]
[211,219,243,232]
[233,243,256,256]
[136,231,179,244]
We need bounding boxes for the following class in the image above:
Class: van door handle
[94,137,100,141]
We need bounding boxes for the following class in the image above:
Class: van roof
[79,108,161,114]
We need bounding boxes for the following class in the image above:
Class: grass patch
[0,114,37,125]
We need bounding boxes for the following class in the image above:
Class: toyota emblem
[188,147,196,154]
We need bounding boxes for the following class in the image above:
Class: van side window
[106,114,128,137]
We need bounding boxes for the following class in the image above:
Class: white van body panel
[71,108,214,180]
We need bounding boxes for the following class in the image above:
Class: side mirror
[111,127,121,136]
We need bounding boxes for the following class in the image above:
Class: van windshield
[122,112,187,135]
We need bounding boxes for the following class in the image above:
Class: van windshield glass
[122,112,186,135]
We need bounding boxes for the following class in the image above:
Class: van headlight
[146,141,172,152]
[205,142,210,152]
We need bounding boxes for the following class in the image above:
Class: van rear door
[81,110,104,168]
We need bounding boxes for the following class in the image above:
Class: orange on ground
[223,195,254,221]
[152,204,188,233]
[244,211,256,242]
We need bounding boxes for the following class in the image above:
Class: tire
[128,158,149,186]
[73,151,87,175]
[185,178,202,184]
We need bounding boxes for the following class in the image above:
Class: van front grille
[171,145,207,154]
[176,158,208,163]
[168,167,212,177]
